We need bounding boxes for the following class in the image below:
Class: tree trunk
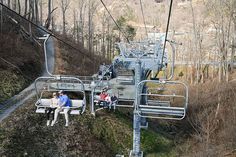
[17,0,20,14]
[7,0,10,8]
[73,9,77,40]
[30,0,35,22]
[231,20,236,69]
[62,10,66,34]
[61,0,70,35]
[40,0,42,25]
[190,0,200,84]
[24,0,28,17]
[35,0,39,24]
[78,0,85,47]
[218,63,222,82]
[45,0,51,29]
[12,0,16,11]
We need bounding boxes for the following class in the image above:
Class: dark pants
[98,100,108,107]
[46,108,56,120]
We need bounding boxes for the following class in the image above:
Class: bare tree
[7,0,10,8]
[35,0,39,24]
[60,0,70,35]
[45,0,51,29]
[87,0,98,54]
[12,0,16,11]
[39,0,42,25]
[78,0,86,46]
[17,0,20,14]
[29,0,35,22]
[24,0,28,17]
[73,9,77,40]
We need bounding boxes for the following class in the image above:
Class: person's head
[58,90,65,96]
[52,92,58,97]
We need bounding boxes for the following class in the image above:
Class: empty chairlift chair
[136,80,188,120]
[34,76,86,115]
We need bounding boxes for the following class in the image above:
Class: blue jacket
[59,95,72,107]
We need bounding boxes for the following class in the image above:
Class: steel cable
[139,0,148,38]
[100,0,130,43]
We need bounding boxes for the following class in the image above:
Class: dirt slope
[0,28,43,103]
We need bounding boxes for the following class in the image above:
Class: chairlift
[34,76,86,115]
[136,80,188,120]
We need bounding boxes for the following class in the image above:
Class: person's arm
[59,97,66,107]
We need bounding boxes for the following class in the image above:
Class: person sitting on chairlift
[109,94,118,110]
[98,90,109,107]
[51,90,71,127]
[46,92,59,126]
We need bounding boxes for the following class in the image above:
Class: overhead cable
[139,0,148,38]
[100,0,130,43]
[0,2,95,62]
[161,0,173,68]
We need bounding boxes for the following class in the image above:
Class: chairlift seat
[35,99,84,115]
[138,105,185,119]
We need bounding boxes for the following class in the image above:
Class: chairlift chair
[136,80,188,120]
[34,76,86,115]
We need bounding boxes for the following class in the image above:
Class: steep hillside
[0,97,175,157]
[0,23,44,103]
[1,77,236,156]
[174,80,236,156]
[53,35,109,76]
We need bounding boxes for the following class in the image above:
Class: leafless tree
[78,0,86,46]
[16,0,20,14]
[24,0,28,17]
[35,0,39,24]
[45,0,51,29]
[60,0,70,35]
[39,0,42,25]
[87,0,98,54]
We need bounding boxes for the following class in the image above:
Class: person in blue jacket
[51,90,71,127]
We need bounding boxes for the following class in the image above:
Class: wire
[0,2,96,62]
[99,0,130,43]
[139,0,148,38]
[161,0,173,69]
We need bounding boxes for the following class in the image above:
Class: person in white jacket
[46,92,59,126]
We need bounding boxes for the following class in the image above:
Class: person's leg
[47,108,52,120]
[97,100,101,106]
[51,108,61,126]
[109,101,113,110]
[51,108,56,120]
[46,108,52,126]
[99,100,106,107]
[64,108,69,126]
